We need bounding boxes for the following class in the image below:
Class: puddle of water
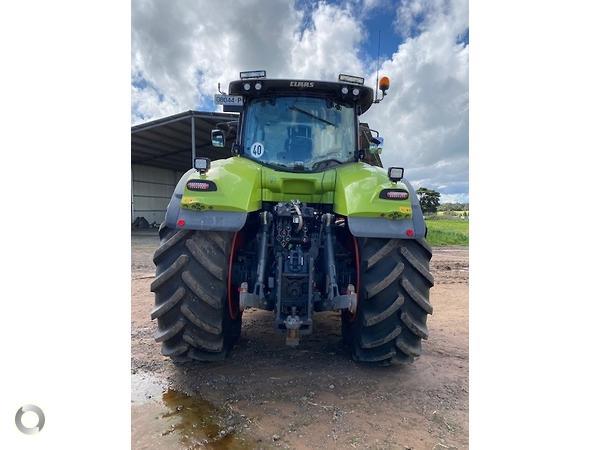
[132,373,252,449]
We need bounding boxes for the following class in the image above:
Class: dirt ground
[131,232,468,449]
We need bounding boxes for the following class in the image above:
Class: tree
[416,187,441,214]
[439,202,469,212]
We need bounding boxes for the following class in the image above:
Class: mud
[132,232,469,449]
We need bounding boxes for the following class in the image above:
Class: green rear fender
[181,157,262,212]
[333,162,426,239]
[164,157,261,231]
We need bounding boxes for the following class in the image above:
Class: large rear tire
[150,224,241,363]
[343,237,434,364]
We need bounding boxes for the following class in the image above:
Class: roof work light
[338,74,364,85]
[388,167,404,182]
[240,70,266,79]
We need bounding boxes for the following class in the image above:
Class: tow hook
[284,307,301,347]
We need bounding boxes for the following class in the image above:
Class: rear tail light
[379,189,409,200]
[186,180,217,191]
[386,191,406,199]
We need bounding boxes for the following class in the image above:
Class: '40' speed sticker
[250,142,264,158]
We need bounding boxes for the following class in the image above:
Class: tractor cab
[212,71,385,172]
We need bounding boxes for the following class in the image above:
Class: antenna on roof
[374,30,383,104]
[375,30,381,93]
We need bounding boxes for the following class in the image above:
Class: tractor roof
[229,79,374,115]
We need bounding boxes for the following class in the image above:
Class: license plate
[214,94,244,106]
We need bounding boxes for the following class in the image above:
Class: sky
[132,0,469,203]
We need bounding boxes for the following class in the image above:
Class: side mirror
[194,157,210,173]
[211,129,225,148]
[369,136,384,154]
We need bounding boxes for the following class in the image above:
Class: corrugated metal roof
[131,110,238,171]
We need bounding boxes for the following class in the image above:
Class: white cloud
[132,0,468,200]
[290,3,364,80]
[132,0,302,122]
[132,1,366,123]
[363,0,468,199]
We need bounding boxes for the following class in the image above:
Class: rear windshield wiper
[312,158,343,170]
[264,161,307,172]
[289,106,336,127]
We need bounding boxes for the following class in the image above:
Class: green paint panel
[333,162,413,219]
[180,157,262,212]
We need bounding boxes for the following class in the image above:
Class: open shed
[131,110,237,225]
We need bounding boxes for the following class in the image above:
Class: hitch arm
[240,211,272,310]
[253,211,272,298]
[323,213,340,300]
[322,213,357,313]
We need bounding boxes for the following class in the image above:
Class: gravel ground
[131,232,468,449]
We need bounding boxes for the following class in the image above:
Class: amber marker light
[379,76,390,92]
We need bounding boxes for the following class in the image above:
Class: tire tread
[150,224,240,363]
[344,238,433,364]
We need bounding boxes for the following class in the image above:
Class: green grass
[425,218,469,246]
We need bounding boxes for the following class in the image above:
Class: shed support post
[191,113,196,167]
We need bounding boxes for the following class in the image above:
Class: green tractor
[151,71,433,365]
